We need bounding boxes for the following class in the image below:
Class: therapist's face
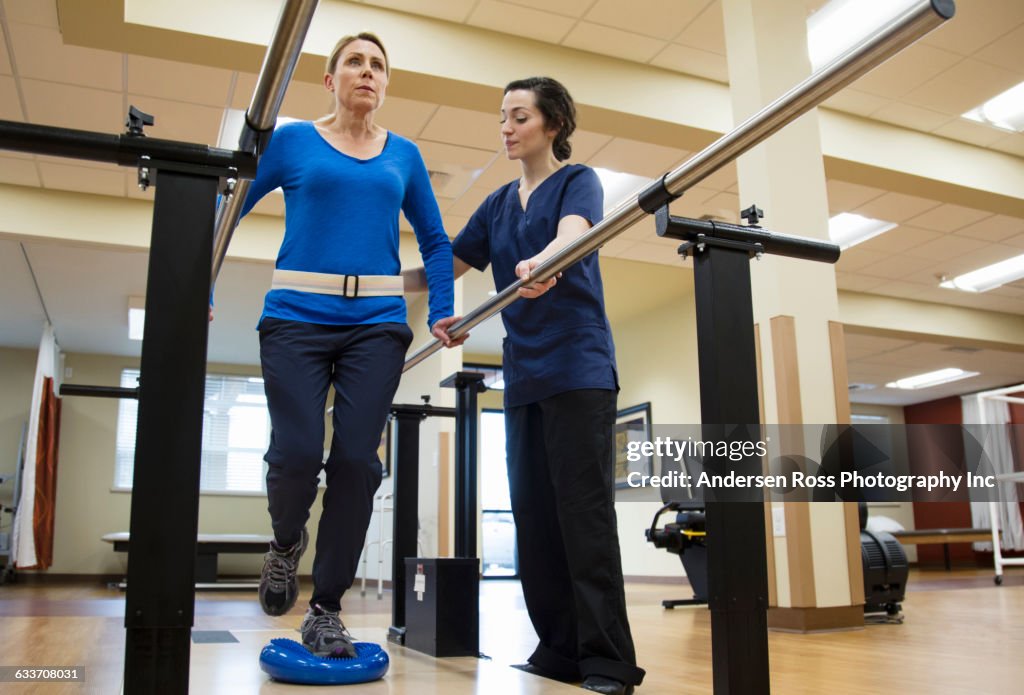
[500,89,556,162]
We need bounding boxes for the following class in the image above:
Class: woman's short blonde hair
[326,32,390,76]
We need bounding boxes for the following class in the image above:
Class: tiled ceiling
[352,0,1024,158]
[844,329,1024,406]
[0,1,1020,226]
[1,0,1023,402]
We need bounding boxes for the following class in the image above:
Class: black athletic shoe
[511,662,579,684]
[258,527,308,616]
[582,675,634,695]
[301,604,357,658]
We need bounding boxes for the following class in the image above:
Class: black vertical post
[123,171,218,694]
[388,408,423,644]
[692,245,771,695]
[441,372,486,558]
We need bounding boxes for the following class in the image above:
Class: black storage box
[403,557,479,657]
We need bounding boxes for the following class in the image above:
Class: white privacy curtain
[11,323,63,569]
[961,392,1024,552]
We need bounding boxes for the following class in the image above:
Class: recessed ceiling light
[962,81,1024,133]
[885,368,979,390]
[828,212,896,249]
[807,0,919,71]
[939,253,1024,293]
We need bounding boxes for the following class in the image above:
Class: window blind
[114,369,271,493]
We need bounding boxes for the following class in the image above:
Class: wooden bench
[891,528,995,571]
[102,532,272,588]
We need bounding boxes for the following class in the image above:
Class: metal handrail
[210,0,320,285]
[403,0,954,372]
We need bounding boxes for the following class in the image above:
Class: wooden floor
[0,568,1022,694]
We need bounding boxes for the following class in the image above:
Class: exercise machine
[646,501,708,608]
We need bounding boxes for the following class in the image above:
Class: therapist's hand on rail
[515,258,560,299]
[432,315,469,348]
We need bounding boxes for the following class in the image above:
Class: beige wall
[0,348,36,513]
[6,268,1019,579]
[43,352,305,576]
[14,323,454,579]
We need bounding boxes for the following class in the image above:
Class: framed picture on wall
[614,402,653,489]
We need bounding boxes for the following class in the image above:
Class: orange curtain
[28,376,61,570]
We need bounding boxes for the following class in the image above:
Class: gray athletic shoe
[258,527,308,616]
[301,604,358,658]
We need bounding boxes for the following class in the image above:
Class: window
[114,369,271,494]
[480,409,516,577]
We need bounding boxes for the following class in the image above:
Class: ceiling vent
[426,164,481,199]
[942,346,982,354]
[848,383,877,392]
[427,169,453,189]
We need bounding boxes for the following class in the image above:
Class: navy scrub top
[452,164,619,408]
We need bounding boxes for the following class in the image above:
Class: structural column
[722,0,864,632]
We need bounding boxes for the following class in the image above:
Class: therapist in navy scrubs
[447,76,644,695]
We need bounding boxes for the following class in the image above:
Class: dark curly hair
[504,76,577,161]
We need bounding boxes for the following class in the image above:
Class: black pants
[259,318,413,612]
[505,389,645,686]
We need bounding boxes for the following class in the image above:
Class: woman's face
[500,89,556,162]
[325,39,389,114]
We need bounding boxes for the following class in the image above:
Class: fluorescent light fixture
[828,212,896,249]
[593,168,651,213]
[962,81,1024,133]
[939,253,1024,293]
[807,0,918,70]
[128,296,145,341]
[851,413,888,422]
[885,368,979,390]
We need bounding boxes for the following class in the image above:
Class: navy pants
[505,389,645,687]
[259,318,413,612]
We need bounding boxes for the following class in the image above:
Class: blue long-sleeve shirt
[240,121,454,329]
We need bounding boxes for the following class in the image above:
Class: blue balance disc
[259,638,389,685]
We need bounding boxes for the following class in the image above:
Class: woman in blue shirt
[238,32,461,659]
[451,77,644,695]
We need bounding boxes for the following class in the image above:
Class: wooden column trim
[767,605,864,633]
[784,502,815,606]
[828,321,851,425]
[770,315,802,425]
[770,315,816,607]
[764,502,778,606]
[755,322,779,605]
[845,502,865,605]
[754,322,765,427]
